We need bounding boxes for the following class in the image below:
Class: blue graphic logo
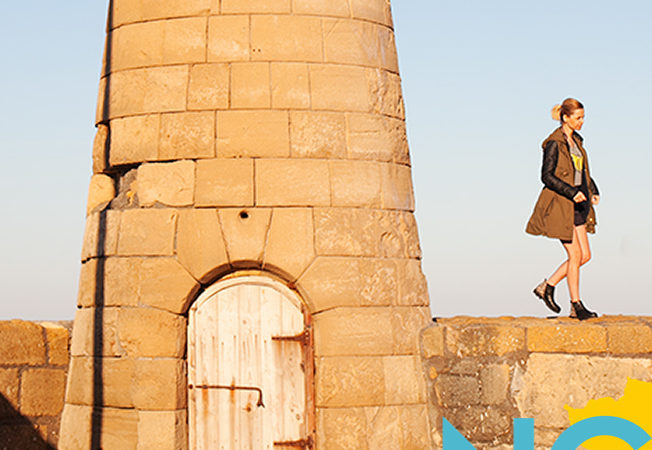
[443,416,651,450]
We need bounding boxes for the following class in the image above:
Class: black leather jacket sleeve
[590,177,599,196]
[541,140,580,200]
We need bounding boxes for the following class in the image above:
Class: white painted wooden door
[188,276,312,449]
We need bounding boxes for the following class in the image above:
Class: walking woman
[526,98,600,320]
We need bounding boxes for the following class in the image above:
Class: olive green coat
[526,127,597,241]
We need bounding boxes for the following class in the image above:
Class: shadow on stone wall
[0,394,55,450]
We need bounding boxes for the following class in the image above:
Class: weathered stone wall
[0,320,71,449]
[421,316,652,449]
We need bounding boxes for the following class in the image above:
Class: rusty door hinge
[274,436,313,448]
[189,384,265,407]
[272,329,310,345]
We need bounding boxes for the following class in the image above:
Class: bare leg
[547,225,591,287]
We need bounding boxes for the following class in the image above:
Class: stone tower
[60,0,432,448]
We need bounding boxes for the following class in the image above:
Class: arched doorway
[188,274,314,449]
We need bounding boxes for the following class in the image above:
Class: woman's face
[564,108,585,131]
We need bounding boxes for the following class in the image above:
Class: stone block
[292,0,350,16]
[81,210,121,260]
[345,113,394,162]
[221,0,290,13]
[447,324,526,357]
[176,209,228,281]
[397,258,429,306]
[42,322,70,365]
[59,405,92,449]
[350,0,391,25]
[445,406,511,443]
[195,158,254,207]
[87,174,115,215]
[480,364,510,405]
[421,326,444,358]
[381,163,414,210]
[117,209,177,256]
[138,410,188,450]
[217,111,289,158]
[263,208,315,281]
[103,257,140,307]
[0,369,19,414]
[298,257,362,311]
[399,405,431,449]
[323,19,380,67]
[231,62,271,109]
[310,64,370,112]
[218,208,271,263]
[607,324,652,354]
[367,69,405,119]
[0,321,46,365]
[20,368,66,416]
[330,160,382,207]
[271,63,310,109]
[364,406,402,449]
[118,308,186,357]
[112,0,211,27]
[314,307,394,356]
[359,258,398,306]
[110,21,165,71]
[290,111,346,158]
[255,159,330,206]
[188,63,229,110]
[133,359,186,410]
[317,407,367,450]
[316,356,384,407]
[513,353,652,428]
[161,17,207,65]
[313,208,376,257]
[139,258,199,313]
[92,124,109,173]
[70,308,122,357]
[159,111,215,160]
[207,15,250,62]
[77,259,98,308]
[527,323,607,353]
[109,115,160,165]
[383,355,426,404]
[106,66,188,118]
[378,27,399,73]
[391,306,431,355]
[100,407,139,450]
[436,375,480,408]
[137,161,195,207]
[251,16,322,62]
[65,356,135,408]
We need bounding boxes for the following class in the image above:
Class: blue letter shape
[443,418,476,449]
[513,418,534,450]
[551,416,651,450]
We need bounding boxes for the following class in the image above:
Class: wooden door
[188,275,313,449]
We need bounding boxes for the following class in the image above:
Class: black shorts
[560,201,590,244]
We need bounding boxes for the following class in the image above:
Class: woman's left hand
[592,195,600,205]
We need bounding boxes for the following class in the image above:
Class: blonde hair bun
[551,104,562,121]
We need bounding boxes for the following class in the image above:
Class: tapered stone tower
[60,0,432,448]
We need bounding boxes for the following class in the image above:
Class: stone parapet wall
[421,316,652,449]
[0,320,71,449]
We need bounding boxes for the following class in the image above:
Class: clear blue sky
[1,1,650,320]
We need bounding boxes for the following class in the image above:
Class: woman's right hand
[573,191,587,203]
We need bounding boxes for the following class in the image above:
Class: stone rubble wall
[421,316,652,450]
[0,320,71,449]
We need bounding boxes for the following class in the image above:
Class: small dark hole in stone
[240,211,249,219]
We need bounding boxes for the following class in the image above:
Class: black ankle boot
[570,300,598,320]
[533,279,561,313]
